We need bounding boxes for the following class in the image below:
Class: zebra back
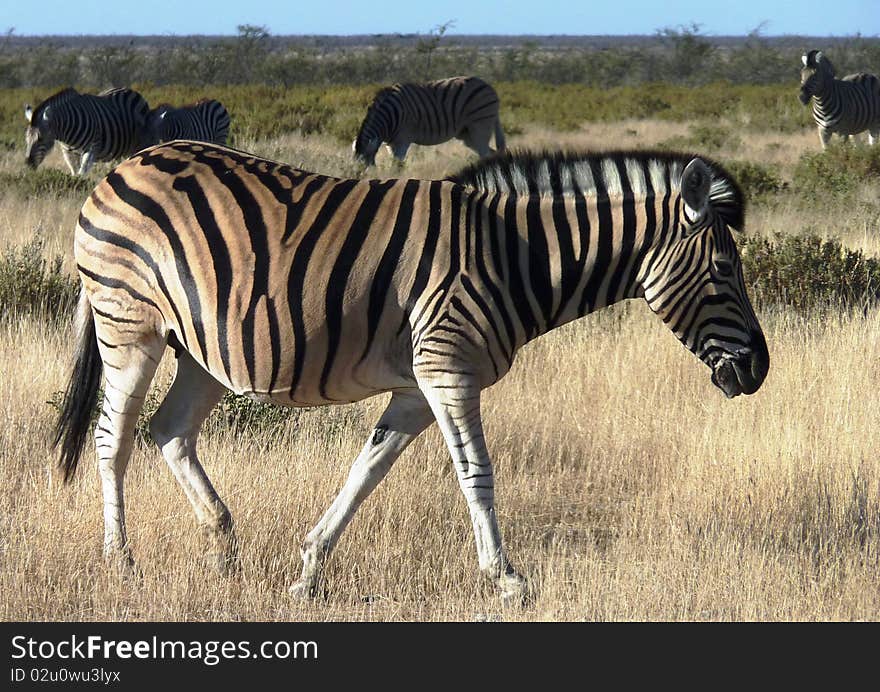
[147,99,231,146]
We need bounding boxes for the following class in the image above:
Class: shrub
[725,160,784,199]
[792,143,880,198]
[740,232,880,312]
[0,237,79,321]
[659,122,742,154]
[47,386,363,448]
[0,169,95,199]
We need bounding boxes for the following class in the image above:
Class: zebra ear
[801,54,808,67]
[681,157,712,220]
[351,139,357,152]
[24,104,33,122]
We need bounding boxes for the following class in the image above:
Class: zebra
[352,76,506,166]
[24,87,150,176]
[143,99,231,147]
[54,141,768,602]
[799,49,880,149]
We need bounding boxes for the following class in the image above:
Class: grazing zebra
[799,50,880,148]
[24,87,150,175]
[144,99,231,147]
[352,76,505,166]
[54,141,768,601]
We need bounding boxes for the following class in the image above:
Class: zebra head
[799,50,834,104]
[352,130,381,167]
[639,157,769,399]
[145,104,173,145]
[353,87,399,166]
[24,102,56,169]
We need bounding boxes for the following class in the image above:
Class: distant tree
[657,22,717,83]
[234,24,271,83]
[416,20,456,79]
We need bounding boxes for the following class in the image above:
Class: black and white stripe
[144,99,231,146]
[353,75,505,166]
[799,50,880,148]
[54,142,768,600]
[24,87,150,175]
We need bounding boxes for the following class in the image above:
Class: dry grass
[2,120,880,621]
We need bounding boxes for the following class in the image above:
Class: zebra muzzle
[711,340,769,399]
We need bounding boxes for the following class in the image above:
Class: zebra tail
[495,119,507,152]
[53,292,102,483]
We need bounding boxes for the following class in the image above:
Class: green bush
[47,385,363,448]
[0,168,95,198]
[659,122,742,154]
[792,143,880,197]
[740,232,880,312]
[726,160,784,199]
[0,237,79,321]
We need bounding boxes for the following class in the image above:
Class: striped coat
[144,99,231,147]
[55,142,768,600]
[24,87,150,175]
[353,76,505,166]
[799,50,880,148]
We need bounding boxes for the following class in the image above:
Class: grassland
[1,83,880,621]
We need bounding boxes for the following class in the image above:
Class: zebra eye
[713,258,733,277]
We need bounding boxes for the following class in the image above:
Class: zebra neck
[812,81,841,124]
[482,192,648,347]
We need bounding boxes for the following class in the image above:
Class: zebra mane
[32,87,79,120]
[449,149,745,230]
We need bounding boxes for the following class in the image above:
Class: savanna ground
[1,81,880,621]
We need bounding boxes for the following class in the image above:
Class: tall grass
[1,91,880,620]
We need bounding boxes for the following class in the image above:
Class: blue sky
[4,0,879,36]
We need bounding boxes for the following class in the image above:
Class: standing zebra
[143,99,231,147]
[799,50,880,148]
[352,76,505,166]
[54,142,768,601]
[24,87,150,175]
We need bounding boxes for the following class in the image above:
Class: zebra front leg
[387,140,411,163]
[60,146,80,176]
[418,381,528,603]
[94,335,165,575]
[819,128,832,150]
[868,127,878,146]
[78,150,96,176]
[290,390,434,600]
[149,351,235,573]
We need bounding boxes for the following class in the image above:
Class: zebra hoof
[104,549,141,581]
[495,571,529,606]
[289,580,316,601]
[204,550,239,577]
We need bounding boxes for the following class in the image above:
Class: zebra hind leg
[289,390,434,600]
[418,380,528,604]
[148,351,235,574]
[93,330,166,576]
[461,123,496,159]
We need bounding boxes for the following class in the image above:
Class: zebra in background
[143,99,231,147]
[24,87,150,175]
[799,49,880,149]
[54,141,768,601]
[352,75,505,166]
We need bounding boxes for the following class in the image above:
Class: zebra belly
[178,301,419,408]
